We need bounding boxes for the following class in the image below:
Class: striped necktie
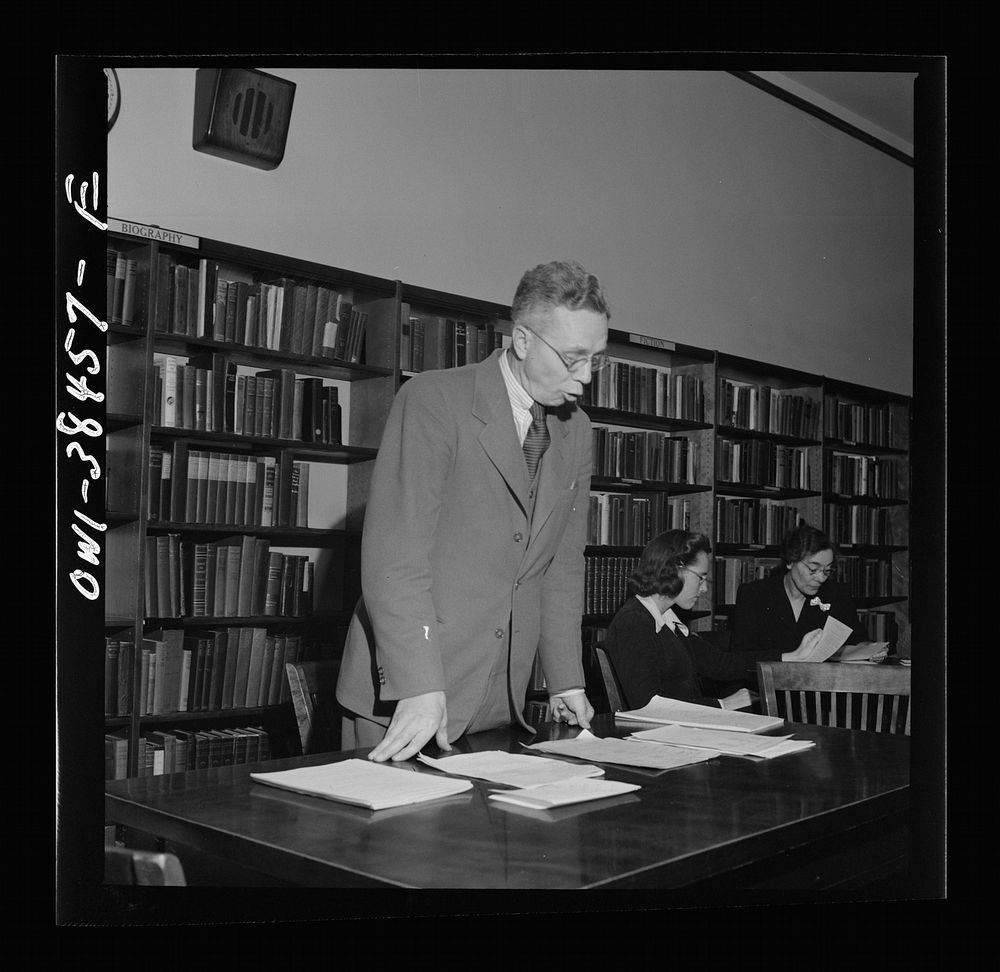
[522,401,550,480]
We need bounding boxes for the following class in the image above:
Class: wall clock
[106,68,121,131]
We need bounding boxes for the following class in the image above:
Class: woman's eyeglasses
[681,566,710,586]
[802,562,835,577]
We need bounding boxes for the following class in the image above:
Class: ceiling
[771,71,916,147]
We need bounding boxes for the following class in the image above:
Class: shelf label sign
[108,217,200,249]
[628,333,676,351]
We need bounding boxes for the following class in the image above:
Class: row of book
[824,504,895,546]
[149,446,313,528]
[144,534,314,619]
[133,627,304,718]
[855,610,898,643]
[153,354,343,443]
[825,454,900,499]
[584,555,640,616]
[583,363,705,421]
[107,248,146,327]
[105,725,273,780]
[834,557,893,598]
[588,492,692,547]
[714,497,804,546]
[402,316,506,372]
[825,400,899,448]
[716,439,812,490]
[718,379,822,440]
[712,556,782,605]
[104,637,134,717]
[592,427,700,484]
[153,253,369,362]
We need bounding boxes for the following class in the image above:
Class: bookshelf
[582,330,715,629]
[104,221,398,779]
[577,331,715,710]
[822,378,911,648]
[396,282,512,379]
[711,353,824,630]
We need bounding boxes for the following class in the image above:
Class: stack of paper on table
[615,696,785,733]
[488,778,640,810]
[525,729,716,770]
[627,724,815,759]
[416,750,603,788]
[832,641,890,664]
[249,758,473,811]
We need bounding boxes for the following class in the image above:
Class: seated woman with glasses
[730,522,861,656]
[602,530,827,712]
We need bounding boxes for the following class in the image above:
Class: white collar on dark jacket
[635,596,689,636]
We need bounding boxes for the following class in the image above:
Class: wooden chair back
[594,646,625,714]
[105,846,187,886]
[285,659,342,755]
[756,661,911,735]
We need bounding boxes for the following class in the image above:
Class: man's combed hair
[627,530,712,599]
[780,522,835,567]
[511,260,610,326]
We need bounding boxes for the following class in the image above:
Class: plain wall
[109,68,913,394]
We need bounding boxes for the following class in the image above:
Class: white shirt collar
[635,596,689,636]
[498,348,535,444]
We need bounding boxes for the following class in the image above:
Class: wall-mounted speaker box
[192,68,296,170]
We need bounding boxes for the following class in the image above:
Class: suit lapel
[473,351,530,508]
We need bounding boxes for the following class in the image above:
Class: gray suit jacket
[336,349,591,740]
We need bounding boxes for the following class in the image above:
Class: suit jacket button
[494,628,505,639]
[513,532,523,542]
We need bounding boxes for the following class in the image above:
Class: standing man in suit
[337,260,610,762]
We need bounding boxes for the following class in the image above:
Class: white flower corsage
[809,597,831,612]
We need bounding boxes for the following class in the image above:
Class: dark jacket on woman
[731,570,860,655]
[603,597,782,710]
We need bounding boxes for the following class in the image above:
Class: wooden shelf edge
[716,426,822,447]
[143,613,343,626]
[590,478,712,495]
[715,484,821,500]
[149,427,378,462]
[135,704,290,724]
[146,522,357,539]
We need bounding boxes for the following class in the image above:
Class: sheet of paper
[834,641,889,664]
[417,751,603,788]
[489,791,642,821]
[615,696,785,733]
[810,614,855,662]
[249,758,473,811]
[626,724,814,759]
[524,729,716,770]
[487,778,640,810]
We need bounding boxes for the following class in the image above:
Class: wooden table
[104,715,909,891]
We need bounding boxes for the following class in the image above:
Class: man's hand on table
[549,690,594,729]
[368,691,450,762]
